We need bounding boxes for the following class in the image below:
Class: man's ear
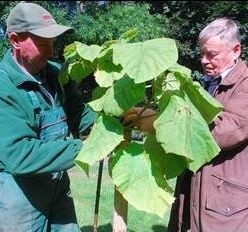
[233,42,241,60]
[8,32,21,49]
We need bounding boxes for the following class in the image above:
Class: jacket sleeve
[0,80,83,175]
[211,77,248,150]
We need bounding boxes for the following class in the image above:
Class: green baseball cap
[6,2,73,38]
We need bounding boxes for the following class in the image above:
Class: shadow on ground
[151,225,168,232]
[81,223,112,232]
[81,224,167,232]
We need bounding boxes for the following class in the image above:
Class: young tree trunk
[93,159,104,232]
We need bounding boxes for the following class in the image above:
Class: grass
[68,160,172,232]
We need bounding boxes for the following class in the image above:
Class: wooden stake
[93,159,104,232]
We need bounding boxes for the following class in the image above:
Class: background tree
[0,1,247,78]
[150,1,248,77]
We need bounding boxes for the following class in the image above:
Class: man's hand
[122,107,157,132]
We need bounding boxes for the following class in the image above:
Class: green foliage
[160,1,248,72]
[111,142,175,218]
[72,2,168,45]
[76,114,124,166]
[61,30,222,218]
[0,38,10,55]
[0,1,17,58]
[0,1,246,73]
[0,1,15,22]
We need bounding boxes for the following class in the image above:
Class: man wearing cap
[0,2,96,231]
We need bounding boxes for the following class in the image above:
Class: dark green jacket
[0,49,96,175]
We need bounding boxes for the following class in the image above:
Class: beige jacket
[168,59,248,232]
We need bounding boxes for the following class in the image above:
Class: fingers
[138,115,156,132]
[121,107,157,133]
[121,107,140,126]
[139,111,156,120]
[122,113,138,126]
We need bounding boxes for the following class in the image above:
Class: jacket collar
[0,49,40,87]
[220,59,248,86]
[200,59,247,87]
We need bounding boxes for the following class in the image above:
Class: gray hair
[199,17,241,45]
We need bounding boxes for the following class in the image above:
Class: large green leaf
[144,134,187,180]
[112,38,178,83]
[68,61,95,82]
[58,62,69,87]
[95,68,125,87]
[63,43,78,63]
[152,64,187,97]
[88,95,105,112]
[110,142,174,218]
[88,87,108,112]
[90,76,145,116]
[95,49,125,87]
[91,86,108,101]
[63,42,102,82]
[154,94,220,172]
[175,72,223,124]
[185,81,223,123]
[104,77,145,115]
[168,62,192,77]
[75,115,124,172]
[164,73,180,91]
[75,41,102,62]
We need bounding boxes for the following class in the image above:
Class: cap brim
[29,24,73,38]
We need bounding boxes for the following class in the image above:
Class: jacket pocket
[206,174,248,216]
